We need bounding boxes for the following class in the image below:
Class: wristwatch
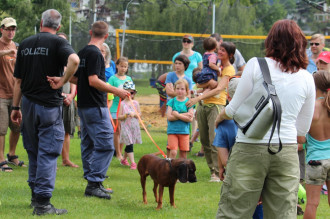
[11,106,20,110]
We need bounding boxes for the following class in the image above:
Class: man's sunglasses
[182,39,192,44]
[310,42,320,46]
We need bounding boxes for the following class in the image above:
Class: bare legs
[61,133,78,168]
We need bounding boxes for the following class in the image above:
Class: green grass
[1,82,329,218]
[1,129,330,219]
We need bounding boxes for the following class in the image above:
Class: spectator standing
[108,57,132,161]
[101,43,115,110]
[172,34,202,85]
[165,55,192,99]
[316,51,330,72]
[307,34,326,74]
[56,32,78,168]
[117,81,142,169]
[186,42,236,182]
[303,71,330,219]
[0,17,25,172]
[166,79,194,159]
[216,19,315,218]
[101,43,116,82]
[68,21,129,200]
[155,72,168,117]
[11,9,79,215]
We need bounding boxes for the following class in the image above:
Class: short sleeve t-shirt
[164,71,192,99]
[0,39,16,99]
[172,51,202,85]
[75,45,106,107]
[14,32,75,106]
[203,65,235,105]
[108,75,132,113]
[166,97,192,134]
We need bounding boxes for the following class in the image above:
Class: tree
[0,0,72,43]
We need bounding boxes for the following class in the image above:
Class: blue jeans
[78,107,114,182]
[21,96,64,199]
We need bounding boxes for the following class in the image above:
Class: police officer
[11,9,79,216]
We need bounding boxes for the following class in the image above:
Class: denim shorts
[306,158,330,185]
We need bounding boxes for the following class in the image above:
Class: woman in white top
[216,20,316,219]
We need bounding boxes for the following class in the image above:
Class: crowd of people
[0,8,329,218]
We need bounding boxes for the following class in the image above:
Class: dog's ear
[177,163,188,183]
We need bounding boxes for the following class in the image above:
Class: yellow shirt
[203,65,235,105]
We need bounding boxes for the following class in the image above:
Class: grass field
[0,81,329,218]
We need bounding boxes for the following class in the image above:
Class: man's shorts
[63,102,75,135]
[0,98,20,135]
[167,134,189,152]
[306,158,330,185]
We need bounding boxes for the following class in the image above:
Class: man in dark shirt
[11,9,79,216]
[52,21,129,200]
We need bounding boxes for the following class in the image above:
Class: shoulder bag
[233,58,282,154]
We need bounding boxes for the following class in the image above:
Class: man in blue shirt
[306,34,325,74]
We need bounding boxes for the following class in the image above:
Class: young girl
[108,57,132,161]
[193,37,220,93]
[166,79,194,159]
[117,81,142,170]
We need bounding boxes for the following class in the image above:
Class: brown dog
[137,154,197,209]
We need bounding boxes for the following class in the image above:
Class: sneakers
[130,162,137,170]
[120,159,129,166]
[33,203,68,216]
[209,174,220,182]
[85,181,111,200]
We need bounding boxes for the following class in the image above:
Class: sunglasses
[182,39,192,44]
[3,28,16,32]
[130,91,136,95]
[310,42,320,46]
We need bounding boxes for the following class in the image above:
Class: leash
[127,95,167,158]
[107,93,121,133]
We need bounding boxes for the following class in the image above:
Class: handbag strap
[257,58,283,154]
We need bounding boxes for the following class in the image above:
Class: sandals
[0,161,13,172]
[6,154,26,167]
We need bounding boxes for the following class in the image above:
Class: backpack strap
[257,58,283,154]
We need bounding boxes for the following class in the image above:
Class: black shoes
[85,181,111,199]
[32,203,68,216]
[99,182,113,194]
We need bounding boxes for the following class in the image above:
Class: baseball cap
[1,17,17,28]
[317,51,330,64]
[183,34,194,42]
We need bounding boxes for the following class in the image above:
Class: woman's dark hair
[174,54,190,71]
[265,19,308,73]
[313,70,330,114]
[220,42,236,64]
[203,37,217,51]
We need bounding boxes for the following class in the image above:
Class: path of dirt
[135,94,167,129]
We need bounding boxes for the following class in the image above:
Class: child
[117,81,142,170]
[193,37,220,93]
[166,79,194,159]
[214,77,263,219]
[108,57,133,161]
